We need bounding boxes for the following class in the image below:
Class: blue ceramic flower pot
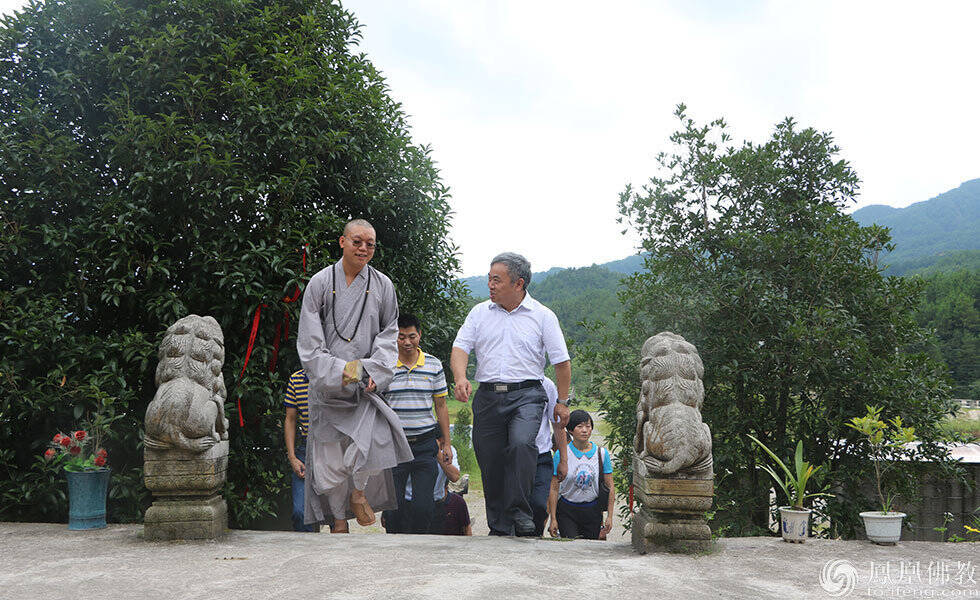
[66,468,110,530]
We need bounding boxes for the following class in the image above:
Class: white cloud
[348,0,980,274]
[3,0,976,275]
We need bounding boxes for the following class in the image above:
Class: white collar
[490,291,535,313]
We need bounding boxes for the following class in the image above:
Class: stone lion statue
[145,315,229,451]
[634,331,712,479]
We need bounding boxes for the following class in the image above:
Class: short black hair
[398,313,420,331]
[565,409,593,433]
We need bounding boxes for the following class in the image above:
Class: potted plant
[846,405,917,545]
[747,434,833,543]
[42,390,117,530]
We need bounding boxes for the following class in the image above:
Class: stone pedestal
[632,472,713,554]
[143,441,228,541]
[144,496,227,541]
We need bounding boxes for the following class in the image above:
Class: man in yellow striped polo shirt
[283,369,314,532]
[383,313,451,534]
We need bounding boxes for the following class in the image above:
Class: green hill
[460,266,564,297]
[462,264,627,346]
[456,180,979,395]
[460,256,645,297]
[852,178,980,273]
[529,265,624,346]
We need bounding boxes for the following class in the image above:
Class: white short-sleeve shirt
[536,377,559,454]
[453,293,570,383]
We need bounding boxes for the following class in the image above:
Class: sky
[3,0,979,276]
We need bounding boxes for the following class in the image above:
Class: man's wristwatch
[556,394,571,406]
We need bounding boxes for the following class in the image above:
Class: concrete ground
[1,523,977,599]
[350,487,630,538]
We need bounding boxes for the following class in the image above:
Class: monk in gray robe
[298,219,412,532]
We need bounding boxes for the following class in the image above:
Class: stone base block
[632,507,712,554]
[144,495,227,541]
[634,474,714,513]
[635,489,714,512]
[632,475,714,553]
[144,441,228,496]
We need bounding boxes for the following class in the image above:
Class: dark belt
[479,379,542,393]
[404,428,438,443]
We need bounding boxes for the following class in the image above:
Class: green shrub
[0,0,464,525]
[451,404,478,474]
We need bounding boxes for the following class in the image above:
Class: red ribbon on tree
[269,321,282,373]
[283,244,308,304]
[629,483,634,513]
[237,243,308,424]
[236,303,267,427]
[270,244,308,372]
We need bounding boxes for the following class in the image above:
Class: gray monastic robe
[297,261,412,524]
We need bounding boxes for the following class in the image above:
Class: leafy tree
[915,270,979,398]
[580,105,956,537]
[0,0,465,525]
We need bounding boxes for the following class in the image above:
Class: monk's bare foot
[350,489,375,526]
[332,519,349,533]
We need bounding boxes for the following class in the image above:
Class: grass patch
[446,397,469,422]
[941,416,980,442]
[571,399,601,412]
[466,466,483,493]
[595,418,612,439]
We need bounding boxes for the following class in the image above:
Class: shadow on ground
[0,523,976,599]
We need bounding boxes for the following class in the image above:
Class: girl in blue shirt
[547,410,614,539]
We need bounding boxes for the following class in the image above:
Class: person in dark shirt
[442,490,472,536]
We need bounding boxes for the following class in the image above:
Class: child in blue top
[547,409,614,539]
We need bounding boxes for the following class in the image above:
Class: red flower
[96,448,107,459]
[44,448,56,460]
[73,430,86,441]
[68,445,81,455]
[53,433,64,444]
[59,436,72,447]
[94,456,106,467]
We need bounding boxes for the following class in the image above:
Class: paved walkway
[0,523,977,599]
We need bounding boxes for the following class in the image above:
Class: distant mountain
[852,178,980,274]
[460,179,978,294]
[598,254,646,274]
[460,256,645,297]
[460,266,562,297]
[454,181,978,395]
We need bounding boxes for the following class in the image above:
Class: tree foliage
[0,0,465,525]
[579,106,957,537]
[530,265,623,347]
[916,270,980,399]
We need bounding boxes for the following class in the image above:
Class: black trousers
[472,383,545,535]
[531,451,553,536]
[428,496,447,534]
[556,497,602,539]
[388,434,439,534]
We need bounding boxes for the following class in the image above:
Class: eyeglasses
[350,239,376,250]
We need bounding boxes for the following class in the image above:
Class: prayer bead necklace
[330,262,372,343]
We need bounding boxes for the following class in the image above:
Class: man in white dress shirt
[532,377,567,536]
[451,252,571,536]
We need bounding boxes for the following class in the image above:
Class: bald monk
[298,219,412,532]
